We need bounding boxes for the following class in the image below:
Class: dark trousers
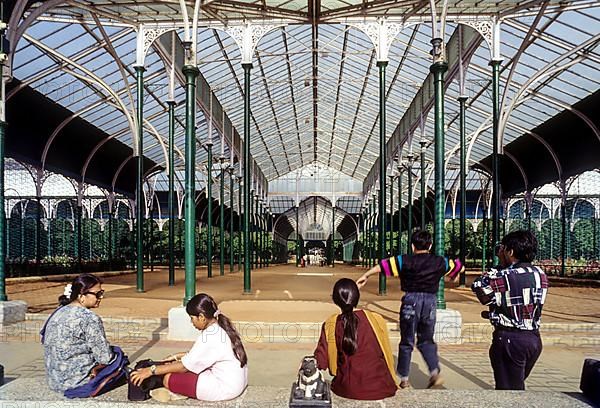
[489,328,542,390]
[397,292,439,378]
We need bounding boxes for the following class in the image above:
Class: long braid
[332,278,360,356]
[215,313,248,367]
[340,306,359,355]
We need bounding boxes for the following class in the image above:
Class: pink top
[181,323,248,401]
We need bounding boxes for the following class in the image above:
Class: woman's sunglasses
[83,290,105,299]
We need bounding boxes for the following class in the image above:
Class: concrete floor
[6,263,600,324]
[0,339,596,392]
[2,263,599,405]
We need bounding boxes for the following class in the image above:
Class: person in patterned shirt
[357,230,463,389]
[41,274,114,393]
[471,230,548,390]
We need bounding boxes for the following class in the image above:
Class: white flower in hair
[63,284,72,297]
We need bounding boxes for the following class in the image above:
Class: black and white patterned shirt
[472,263,549,331]
[42,305,113,392]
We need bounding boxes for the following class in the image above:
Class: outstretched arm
[356,264,382,288]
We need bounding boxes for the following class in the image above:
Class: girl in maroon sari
[314,278,398,400]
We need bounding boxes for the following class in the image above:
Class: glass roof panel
[6,1,599,204]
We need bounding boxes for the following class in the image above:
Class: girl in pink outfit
[131,294,248,401]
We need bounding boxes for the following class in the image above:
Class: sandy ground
[6,263,600,323]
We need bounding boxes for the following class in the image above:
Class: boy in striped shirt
[357,230,463,389]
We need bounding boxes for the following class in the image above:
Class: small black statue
[293,356,326,400]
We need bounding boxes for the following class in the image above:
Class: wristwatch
[150,364,157,375]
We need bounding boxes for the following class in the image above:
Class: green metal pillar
[361,209,366,267]
[229,168,235,273]
[35,197,41,271]
[482,196,488,272]
[256,197,261,269]
[76,203,82,271]
[331,205,335,267]
[594,214,598,260]
[20,213,23,260]
[458,95,468,286]
[257,197,261,269]
[491,59,501,264]
[260,198,268,268]
[549,199,554,259]
[256,200,260,269]
[242,63,252,293]
[260,199,264,268]
[134,65,145,292]
[207,142,213,278]
[183,64,199,305]
[397,169,403,254]
[377,60,387,295]
[107,210,113,271]
[267,211,271,267]
[87,199,92,260]
[560,188,567,277]
[254,193,259,269]
[371,196,377,268]
[420,141,427,231]
[168,100,176,286]
[149,207,154,273]
[0,118,6,300]
[0,14,6,301]
[389,176,394,255]
[295,205,300,267]
[365,206,370,267]
[237,176,242,271]
[430,38,448,310]
[407,156,413,254]
[365,204,370,267]
[47,202,52,258]
[250,190,254,270]
[219,158,225,276]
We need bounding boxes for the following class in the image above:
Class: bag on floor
[64,346,129,398]
[127,359,169,401]
[580,358,600,405]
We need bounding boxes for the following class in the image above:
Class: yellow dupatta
[324,310,398,386]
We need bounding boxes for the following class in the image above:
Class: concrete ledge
[169,308,463,344]
[4,312,597,347]
[434,309,462,344]
[0,378,592,407]
[168,306,197,341]
[0,300,27,325]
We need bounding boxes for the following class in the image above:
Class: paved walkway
[6,264,600,324]
[0,340,593,392]
[2,263,599,406]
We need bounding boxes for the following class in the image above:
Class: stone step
[2,314,598,347]
[0,378,594,408]
[1,314,169,344]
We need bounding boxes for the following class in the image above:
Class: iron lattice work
[441,170,600,276]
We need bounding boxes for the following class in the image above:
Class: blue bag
[64,346,129,398]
